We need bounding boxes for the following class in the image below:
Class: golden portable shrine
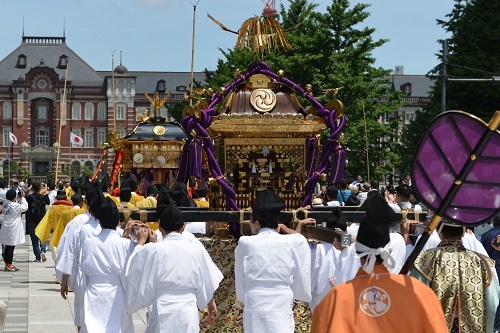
[98,0,347,212]
[101,92,188,190]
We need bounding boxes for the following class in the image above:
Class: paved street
[0,223,147,333]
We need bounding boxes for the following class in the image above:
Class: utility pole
[441,39,448,113]
[189,0,201,106]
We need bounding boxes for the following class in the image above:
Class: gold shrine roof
[209,88,326,138]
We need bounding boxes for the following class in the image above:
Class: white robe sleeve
[183,232,224,289]
[234,238,247,303]
[195,249,221,310]
[125,244,159,314]
[289,234,312,302]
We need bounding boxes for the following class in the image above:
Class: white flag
[8,132,17,145]
[70,132,84,147]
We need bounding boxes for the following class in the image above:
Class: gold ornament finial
[145,91,170,118]
[207,13,302,59]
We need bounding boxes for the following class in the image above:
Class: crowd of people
[0,173,499,332]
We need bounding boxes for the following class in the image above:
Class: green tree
[400,0,500,172]
[204,0,404,182]
[438,0,500,121]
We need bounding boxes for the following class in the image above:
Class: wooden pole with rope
[362,100,370,180]
[55,61,69,183]
[111,52,116,132]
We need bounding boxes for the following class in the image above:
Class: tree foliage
[400,0,500,173]
[204,0,405,182]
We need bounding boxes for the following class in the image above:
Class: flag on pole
[8,132,17,145]
[70,132,84,147]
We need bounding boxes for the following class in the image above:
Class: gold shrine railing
[211,191,305,211]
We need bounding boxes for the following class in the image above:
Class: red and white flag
[70,132,84,147]
[8,132,17,145]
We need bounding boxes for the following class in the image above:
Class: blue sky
[2,0,454,75]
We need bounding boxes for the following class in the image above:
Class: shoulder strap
[339,190,346,201]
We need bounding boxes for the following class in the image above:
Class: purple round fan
[412,111,500,226]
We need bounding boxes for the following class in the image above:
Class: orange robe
[311,265,448,333]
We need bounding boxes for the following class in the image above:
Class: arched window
[71,161,81,176]
[84,160,93,170]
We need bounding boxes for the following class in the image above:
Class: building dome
[20,141,29,148]
[114,64,128,74]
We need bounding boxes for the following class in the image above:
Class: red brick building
[0,35,204,181]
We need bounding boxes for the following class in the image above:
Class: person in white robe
[0,189,28,271]
[235,190,311,333]
[80,197,136,333]
[404,219,489,259]
[125,199,221,333]
[57,187,104,330]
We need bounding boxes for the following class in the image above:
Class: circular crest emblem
[153,125,166,136]
[250,88,276,113]
[359,286,391,317]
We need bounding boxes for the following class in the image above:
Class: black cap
[147,185,159,197]
[156,192,171,219]
[252,189,285,227]
[120,179,131,191]
[159,201,184,231]
[100,174,111,192]
[326,207,347,231]
[79,176,91,193]
[97,197,119,228]
[89,188,104,216]
[128,174,138,191]
[168,182,196,207]
[197,181,208,198]
[56,190,67,200]
[71,188,83,205]
[356,192,395,248]
[70,178,80,192]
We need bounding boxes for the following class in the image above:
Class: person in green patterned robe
[410,223,500,333]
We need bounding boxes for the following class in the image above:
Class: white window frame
[84,128,94,147]
[97,127,107,146]
[35,127,50,146]
[37,104,48,121]
[116,104,125,120]
[3,101,12,119]
[117,127,126,138]
[97,102,107,120]
[72,103,81,120]
[3,127,12,147]
[84,102,94,120]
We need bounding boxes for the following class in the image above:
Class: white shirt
[235,228,311,333]
[389,201,423,214]
[80,229,135,333]
[125,232,221,333]
[0,197,28,246]
[70,216,102,326]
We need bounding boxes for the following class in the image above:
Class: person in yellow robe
[311,193,447,333]
[58,190,86,246]
[128,174,145,207]
[100,173,120,205]
[135,185,158,208]
[193,181,209,208]
[35,190,75,275]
